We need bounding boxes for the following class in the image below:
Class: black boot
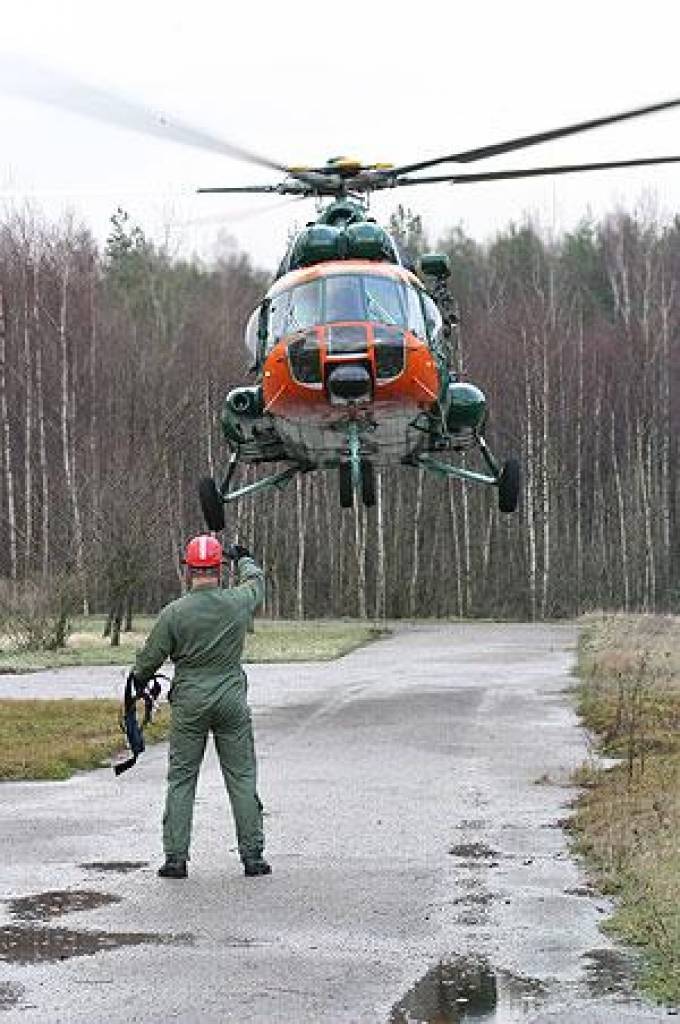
[243,857,271,877]
[158,856,188,879]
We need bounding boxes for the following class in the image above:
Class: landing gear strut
[338,421,375,508]
[413,432,521,515]
[198,456,302,531]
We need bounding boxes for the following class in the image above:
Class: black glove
[226,543,251,563]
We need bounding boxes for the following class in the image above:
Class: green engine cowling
[288,221,397,270]
[289,225,340,268]
[221,386,264,444]
[445,382,486,432]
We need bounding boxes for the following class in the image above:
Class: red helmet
[184,535,223,569]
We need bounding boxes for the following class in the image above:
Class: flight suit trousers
[162,680,264,862]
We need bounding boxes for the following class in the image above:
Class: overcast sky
[2,0,680,272]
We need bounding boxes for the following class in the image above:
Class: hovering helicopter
[2,61,680,525]
[194,97,680,528]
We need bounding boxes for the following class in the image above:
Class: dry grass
[0,617,388,673]
[573,614,680,1004]
[0,699,170,780]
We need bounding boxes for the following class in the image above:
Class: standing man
[131,535,269,880]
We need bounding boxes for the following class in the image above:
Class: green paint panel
[446,382,486,430]
[220,400,244,444]
[345,222,394,261]
[290,226,341,269]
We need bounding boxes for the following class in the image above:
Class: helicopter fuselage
[254,260,443,467]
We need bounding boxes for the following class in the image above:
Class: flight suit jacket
[133,557,264,706]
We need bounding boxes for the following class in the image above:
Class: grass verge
[572,614,680,1005]
[0,618,389,673]
[0,699,170,781]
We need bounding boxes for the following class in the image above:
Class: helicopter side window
[406,285,426,339]
[422,292,443,345]
[324,276,364,322]
[244,306,262,359]
[269,291,292,345]
[270,281,322,342]
[289,280,322,333]
[363,276,406,327]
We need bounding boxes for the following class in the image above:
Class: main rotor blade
[182,196,309,227]
[0,54,290,173]
[197,179,326,197]
[393,154,680,187]
[387,98,680,176]
[197,185,285,194]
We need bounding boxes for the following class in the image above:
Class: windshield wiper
[366,292,398,325]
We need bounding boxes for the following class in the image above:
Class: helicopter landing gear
[339,420,375,509]
[338,460,376,508]
[339,462,353,508]
[199,477,225,532]
[498,458,520,514]
[361,460,376,507]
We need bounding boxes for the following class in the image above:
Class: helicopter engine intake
[226,385,264,417]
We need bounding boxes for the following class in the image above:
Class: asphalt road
[0,623,673,1023]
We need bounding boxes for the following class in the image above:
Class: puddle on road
[0,981,24,1012]
[80,861,149,874]
[390,955,544,1023]
[0,924,192,964]
[449,843,500,860]
[7,890,121,922]
[449,894,495,907]
[1,888,193,966]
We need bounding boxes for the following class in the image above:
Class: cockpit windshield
[268,273,426,346]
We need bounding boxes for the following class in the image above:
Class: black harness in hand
[113,672,169,776]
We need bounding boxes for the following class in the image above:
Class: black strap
[113,672,170,776]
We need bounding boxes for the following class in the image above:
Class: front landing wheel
[361,461,376,507]
[339,462,353,509]
[498,458,520,514]
[199,477,225,531]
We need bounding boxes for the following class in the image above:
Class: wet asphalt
[0,622,674,1023]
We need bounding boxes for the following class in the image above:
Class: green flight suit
[133,557,265,863]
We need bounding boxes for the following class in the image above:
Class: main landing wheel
[199,477,225,531]
[361,460,376,508]
[339,462,353,509]
[498,458,520,514]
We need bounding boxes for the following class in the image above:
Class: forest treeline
[0,204,677,621]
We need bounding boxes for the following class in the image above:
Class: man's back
[134,556,264,697]
[166,586,253,684]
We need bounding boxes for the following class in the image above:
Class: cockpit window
[364,276,406,326]
[325,275,365,322]
[270,279,322,341]
[267,273,426,345]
